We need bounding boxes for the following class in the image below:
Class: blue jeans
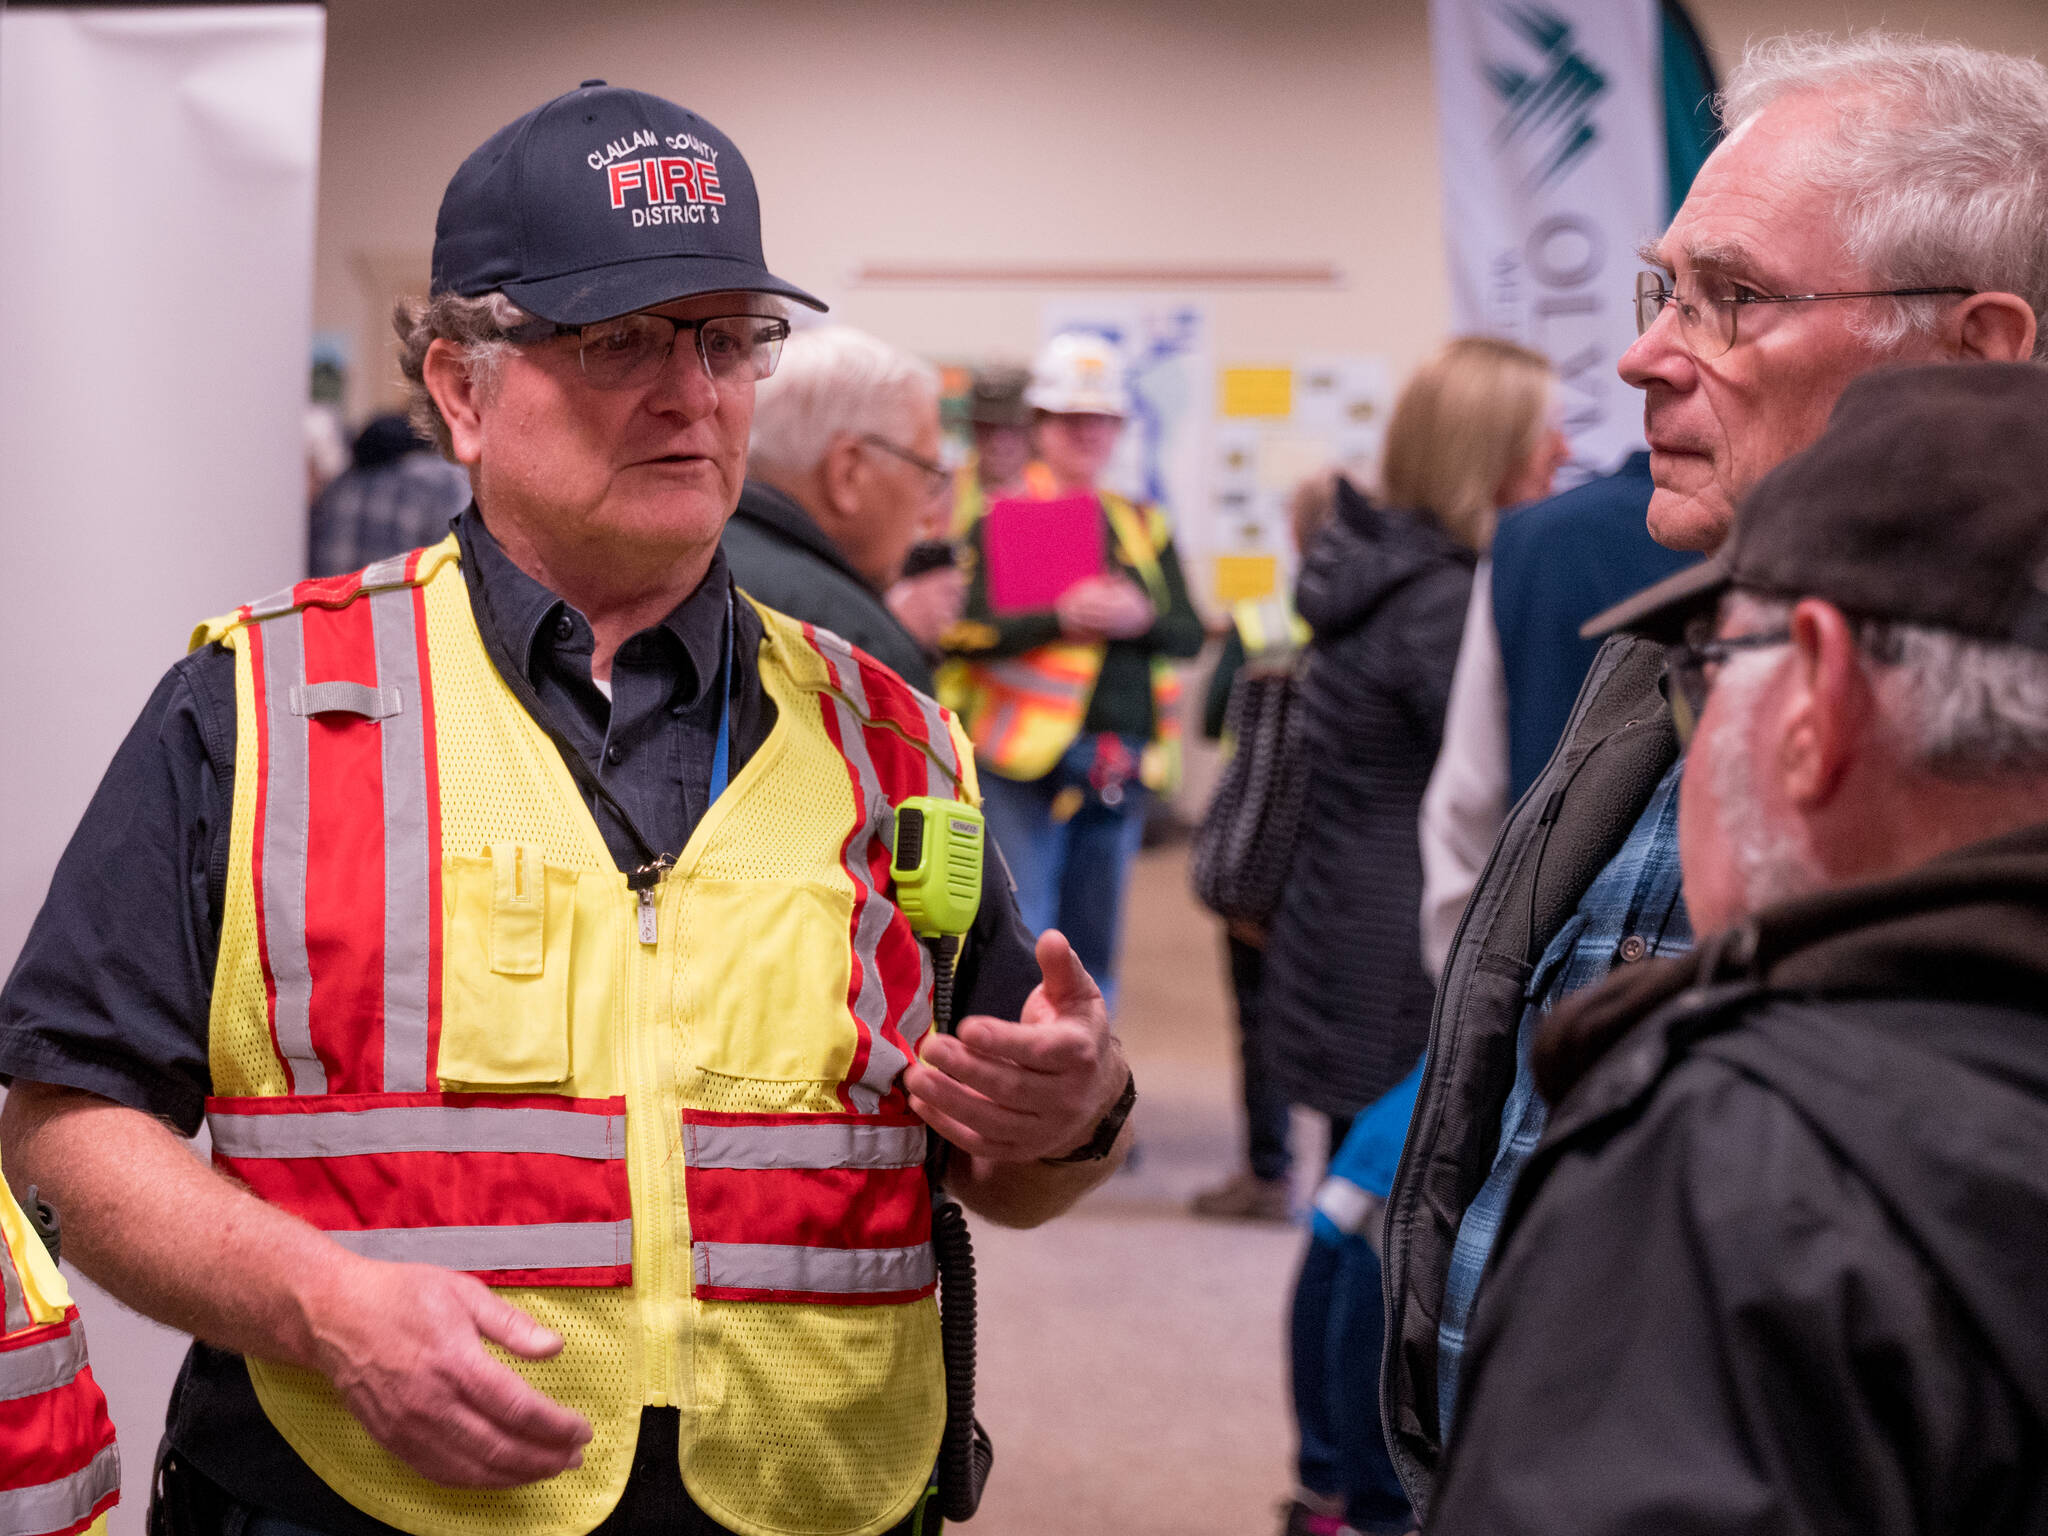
[978,733,1149,1012]
[1290,1236,1412,1533]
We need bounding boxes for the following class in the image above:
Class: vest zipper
[627,871,684,1408]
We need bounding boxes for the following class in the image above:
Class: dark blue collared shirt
[0,509,1039,1536]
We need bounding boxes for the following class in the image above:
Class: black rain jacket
[1430,820,2048,1535]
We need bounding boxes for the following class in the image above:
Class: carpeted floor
[962,843,1317,1536]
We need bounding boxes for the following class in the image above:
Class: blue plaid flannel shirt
[1434,757,1692,1437]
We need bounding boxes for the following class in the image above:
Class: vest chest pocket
[442,844,590,1086]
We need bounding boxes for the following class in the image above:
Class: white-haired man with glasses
[1381,31,2047,1517]
[1430,360,2048,1533]
[0,84,1136,1536]
[727,325,963,694]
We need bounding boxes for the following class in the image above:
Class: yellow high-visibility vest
[0,1152,119,1536]
[956,492,1184,792]
[192,538,976,1536]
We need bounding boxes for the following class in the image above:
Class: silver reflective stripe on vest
[248,584,299,621]
[328,1220,633,1272]
[0,1239,27,1335]
[360,553,413,591]
[288,680,402,719]
[0,1440,118,1536]
[693,1241,935,1296]
[985,658,1089,701]
[826,695,907,1116]
[0,1325,87,1403]
[811,626,870,716]
[910,693,960,799]
[208,1103,626,1161]
[258,612,327,1094]
[370,584,434,1093]
[684,1119,924,1171]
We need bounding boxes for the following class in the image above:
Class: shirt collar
[456,505,731,707]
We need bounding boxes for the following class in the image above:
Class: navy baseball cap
[431,81,825,324]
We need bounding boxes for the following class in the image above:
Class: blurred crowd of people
[268,27,2048,1536]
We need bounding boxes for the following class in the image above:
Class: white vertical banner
[0,10,324,1532]
[1429,0,1664,477]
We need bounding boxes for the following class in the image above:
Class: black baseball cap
[1585,361,2048,651]
[431,81,825,324]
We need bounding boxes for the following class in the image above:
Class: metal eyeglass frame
[528,312,792,388]
[1663,629,1792,747]
[858,433,952,497]
[1635,271,1975,357]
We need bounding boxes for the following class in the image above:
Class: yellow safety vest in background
[1229,594,1311,665]
[957,492,1184,793]
[193,539,976,1536]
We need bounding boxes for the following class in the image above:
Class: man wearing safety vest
[0,85,1134,1536]
[0,1163,118,1536]
[945,335,1204,1007]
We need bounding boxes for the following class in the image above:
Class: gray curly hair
[391,291,540,457]
[1720,32,2048,359]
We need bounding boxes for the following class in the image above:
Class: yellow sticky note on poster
[1213,554,1278,604]
[1221,368,1293,418]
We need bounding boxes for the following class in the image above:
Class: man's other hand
[905,929,1127,1161]
[305,1258,593,1488]
[886,565,968,650]
[1055,575,1155,642]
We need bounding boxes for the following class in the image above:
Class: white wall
[313,0,2048,424]
[0,10,326,1532]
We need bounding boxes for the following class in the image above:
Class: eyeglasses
[859,434,952,498]
[1663,629,1791,747]
[535,312,791,390]
[1634,271,1974,359]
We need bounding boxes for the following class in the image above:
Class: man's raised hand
[904,929,1127,1162]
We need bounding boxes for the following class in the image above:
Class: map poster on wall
[1211,356,1392,604]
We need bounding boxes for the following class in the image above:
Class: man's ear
[820,433,866,521]
[1778,599,1871,811]
[1949,291,2037,363]
[423,339,487,467]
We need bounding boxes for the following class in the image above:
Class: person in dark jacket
[1263,336,1563,1536]
[725,325,956,692]
[1384,37,2048,1515]
[306,412,472,577]
[1432,363,2048,1535]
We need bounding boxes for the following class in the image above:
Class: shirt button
[554,614,575,642]
[605,745,623,765]
[1616,934,1649,964]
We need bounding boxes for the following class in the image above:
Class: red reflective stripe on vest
[686,1166,929,1253]
[208,1095,631,1287]
[680,1110,934,1305]
[300,598,388,1092]
[0,1312,119,1536]
[246,568,441,1097]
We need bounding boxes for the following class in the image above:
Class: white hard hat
[1026,331,1131,417]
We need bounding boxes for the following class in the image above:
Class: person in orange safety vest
[944,332,1204,1010]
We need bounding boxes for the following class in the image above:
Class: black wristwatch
[1041,1066,1137,1165]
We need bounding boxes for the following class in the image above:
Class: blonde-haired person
[1266,336,1562,1536]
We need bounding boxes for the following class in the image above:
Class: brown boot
[1189,1169,1292,1222]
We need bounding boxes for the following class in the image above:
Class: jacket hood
[1538,818,2048,1102]
[1534,820,2048,1429]
[1294,478,1474,640]
[732,479,873,592]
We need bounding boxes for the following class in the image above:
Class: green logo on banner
[1482,3,1608,188]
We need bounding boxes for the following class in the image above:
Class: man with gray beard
[1428,362,2048,1533]
[1382,32,2048,1509]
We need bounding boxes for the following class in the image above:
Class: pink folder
[984,494,1105,614]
